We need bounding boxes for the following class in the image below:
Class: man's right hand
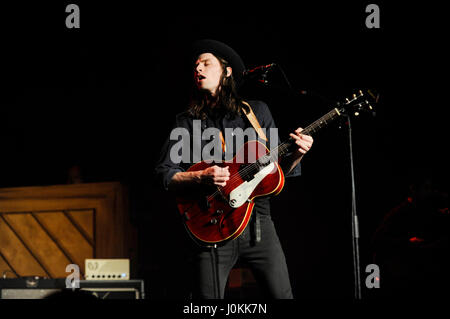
[200,165,230,187]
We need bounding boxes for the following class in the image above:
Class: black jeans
[191,213,293,299]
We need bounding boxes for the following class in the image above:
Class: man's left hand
[289,128,313,157]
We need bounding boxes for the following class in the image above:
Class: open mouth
[197,75,206,81]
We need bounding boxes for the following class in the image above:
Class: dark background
[2,2,447,299]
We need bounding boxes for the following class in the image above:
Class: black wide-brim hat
[191,39,246,85]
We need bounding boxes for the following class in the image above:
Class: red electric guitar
[176,90,375,246]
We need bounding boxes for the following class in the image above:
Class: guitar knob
[216,209,223,215]
[210,218,218,224]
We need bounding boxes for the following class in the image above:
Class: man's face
[194,53,231,96]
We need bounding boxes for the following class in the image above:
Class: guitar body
[176,140,285,246]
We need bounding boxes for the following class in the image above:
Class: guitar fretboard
[266,107,342,162]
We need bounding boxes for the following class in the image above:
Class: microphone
[242,63,276,77]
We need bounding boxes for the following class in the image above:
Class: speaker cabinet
[0,278,144,299]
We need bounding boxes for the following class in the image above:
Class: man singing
[155,39,313,299]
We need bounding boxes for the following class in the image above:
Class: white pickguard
[228,163,275,208]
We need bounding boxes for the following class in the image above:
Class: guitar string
[186,97,365,220]
[185,140,295,220]
[218,98,366,191]
[186,105,349,220]
[206,107,342,200]
[204,95,365,201]
[204,112,331,202]
[211,141,290,198]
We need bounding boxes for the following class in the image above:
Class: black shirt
[154,100,301,215]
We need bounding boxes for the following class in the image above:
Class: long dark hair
[188,55,249,120]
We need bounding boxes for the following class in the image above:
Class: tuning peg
[354,111,360,116]
[363,100,373,110]
[358,90,363,96]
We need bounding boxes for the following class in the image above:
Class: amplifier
[0,278,144,299]
[0,277,65,299]
[78,280,144,299]
[85,259,130,280]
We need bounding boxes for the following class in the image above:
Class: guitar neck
[274,107,343,159]
[300,107,342,136]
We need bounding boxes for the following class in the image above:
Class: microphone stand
[346,113,362,300]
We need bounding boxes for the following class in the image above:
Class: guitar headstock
[295,89,379,137]
[338,89,378,116]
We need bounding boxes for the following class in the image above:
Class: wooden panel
[3,213,71,278]
[0,253,18,278]
[34,211,94,275]
[0,216,48,277]
[0,198,102,213]
[66,210,94,243]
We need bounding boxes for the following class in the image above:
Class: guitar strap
[242,101,264,244]
[219,101,266,153]
[242,101,268,142]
